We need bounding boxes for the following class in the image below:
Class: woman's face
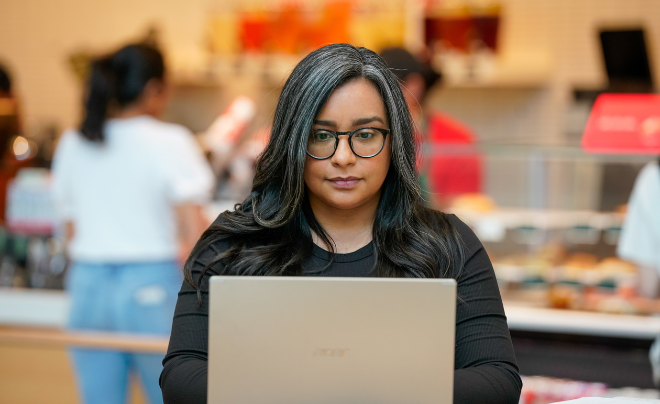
[304,78,392,213]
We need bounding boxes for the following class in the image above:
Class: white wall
[1,0,660,140]
[428,0,660,140]
[0,0,210,130]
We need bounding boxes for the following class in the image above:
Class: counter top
[0,326,168,353]
[0,287,69,327]
[503,302,660,339]
[2,288,660,340]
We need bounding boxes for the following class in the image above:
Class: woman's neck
[114,106,154,119]
[309,193,379,254]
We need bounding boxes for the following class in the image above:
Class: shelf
[0,288,69,328]
[171,52,553,90]
[432,52,552,90]
[453,207,624,229]
[442,70,551,90]
[451,208,625,243]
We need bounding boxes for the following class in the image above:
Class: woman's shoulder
[420,208,470,235]
[636,160,660,187]
[57,128,86,147]
[444,213,477,241]
[130,117,195,145]
[102,116,192,146]
[191,210,243,266]
[53,129,89,159]
[421,208,483,254]
[186,208,265,283]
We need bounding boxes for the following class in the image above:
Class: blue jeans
[66,261,181,404]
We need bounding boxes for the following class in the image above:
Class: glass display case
[425,141,659,390]
[430,142,658,315]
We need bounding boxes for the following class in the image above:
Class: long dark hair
[80,44,164,142]
[185,44,464,301]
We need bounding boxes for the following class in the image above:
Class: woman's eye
[355,130,375,140]
[313,131,333,142]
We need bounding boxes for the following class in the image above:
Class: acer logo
[314,348,349,357]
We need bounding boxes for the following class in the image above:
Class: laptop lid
[208,276,457,404]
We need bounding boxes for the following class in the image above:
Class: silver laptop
[208,276,457,404]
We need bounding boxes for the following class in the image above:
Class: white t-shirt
[617,161,660,271]
[52,115,215,263]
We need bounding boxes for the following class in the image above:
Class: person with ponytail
[51,43,214,404]
[161,43,521,404]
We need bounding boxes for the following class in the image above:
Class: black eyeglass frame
[306,127,391,160]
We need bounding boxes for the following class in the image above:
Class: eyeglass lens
[307,128,385,159]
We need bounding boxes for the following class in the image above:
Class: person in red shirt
[379,48,482,208]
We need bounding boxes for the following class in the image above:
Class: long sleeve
[618,162,660,269]
[160,243,222,404]
[51,130,77,221]
[448,214,522,404]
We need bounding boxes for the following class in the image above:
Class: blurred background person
[0,63,34,224]
[51,43,214,404]
[618,159,660,298]
[617,158,660,386]
[379,47,483,210]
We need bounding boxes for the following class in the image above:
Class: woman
[161,43,521,404]
[52,44,214,404]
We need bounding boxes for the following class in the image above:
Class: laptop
[208,276,457,404]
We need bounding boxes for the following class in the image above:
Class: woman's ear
[402,73,426,106]
[142,78,169,116]
[144,78,166,96]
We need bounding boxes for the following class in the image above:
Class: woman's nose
[331,135,356,167]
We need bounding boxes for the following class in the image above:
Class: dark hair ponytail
[80,57,115,142]
[80,44,164,142]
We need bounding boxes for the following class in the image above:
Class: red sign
[582,93,660,153]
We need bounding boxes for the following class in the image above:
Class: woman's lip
[328,178,361,188]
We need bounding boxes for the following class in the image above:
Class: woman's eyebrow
[352,116,385,126]
[313,119,336,127]
[312,116,386,127]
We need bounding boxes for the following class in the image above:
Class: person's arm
[618,163,660,297]
[51,131,77,253]
[447,215,522,404]
[158,127,215,266]
[174,203,210,266]
[160,241,223,404]
[63,221,75,251]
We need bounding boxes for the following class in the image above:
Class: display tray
[503,300,660,339]
[3,288,660,340]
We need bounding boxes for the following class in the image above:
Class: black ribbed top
[161,214,522,404]
[310,241,374,263]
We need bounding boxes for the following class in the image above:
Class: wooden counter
[0,326,169,353]
[0,326,169,404]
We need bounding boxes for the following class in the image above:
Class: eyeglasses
[306,127,390,160]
